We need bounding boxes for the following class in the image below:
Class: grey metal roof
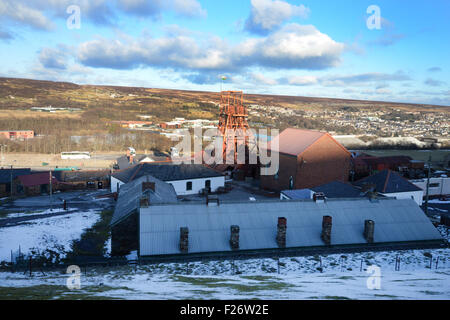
[112,163,224,183]
[139,198,442,256]
[0,168,31,183]
[111,175,178,226]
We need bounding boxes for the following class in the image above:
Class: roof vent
[206,195,219,207]
[142,181,155,192]
[313,192,325,203]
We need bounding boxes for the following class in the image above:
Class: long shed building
[138,197,443,258]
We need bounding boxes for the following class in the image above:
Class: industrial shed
[110,174,178,256]
[139,197,443,257]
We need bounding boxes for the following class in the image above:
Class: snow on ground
[429,199,450,204]
[0,210,100,263]
[0,208,67,220]
[0,244,448,299]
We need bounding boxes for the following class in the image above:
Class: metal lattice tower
[217,91,253,163]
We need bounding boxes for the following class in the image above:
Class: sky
[0,0,449,106]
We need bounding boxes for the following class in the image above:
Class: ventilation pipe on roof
[230,225,240,250]
[206,195,219,206]
[321,216,332,245]
[364,220,375,243]
[139,196,149,208]
[276,217,287,248]
[142,181,155,192]
[180,227,189,253]
[313,192,325,203]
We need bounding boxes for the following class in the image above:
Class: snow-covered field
[0,210,101,263]
[0,247,448,299]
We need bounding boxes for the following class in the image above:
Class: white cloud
[172,0,207,18]
[245,0,309,34]
[76,23,344,77]
[0,0,54,31]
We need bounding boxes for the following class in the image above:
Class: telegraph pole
[49,170,53,212]
[425,155,431,215]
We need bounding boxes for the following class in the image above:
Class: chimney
[142,182,155,192]
[276,217,287,248]
[140,196,149,207]
[313,192,325,203]
[206,195,219,206]
[179,227,189,253]
[364,220,375,243]
[230,225,240,250]
[321,216,332,245]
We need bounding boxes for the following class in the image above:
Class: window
[429,183,440,188]
[205,180,211,188]
[186,181,192,191]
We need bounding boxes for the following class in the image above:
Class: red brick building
[260,128,351,191]
[0,130,34,140]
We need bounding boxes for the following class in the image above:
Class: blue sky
[0,0,449,105]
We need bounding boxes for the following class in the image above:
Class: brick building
[260,128,351,192]
[0,130,34,140]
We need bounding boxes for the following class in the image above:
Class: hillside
[0,77,448,154]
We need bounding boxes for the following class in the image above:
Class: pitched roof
[116,154,170,170]
[139,198,442,256]
[17,172,58,187]
[113,162,224,183]
[0,168,31,183]
[282,181,363,199]
[354,169,422,193]
[269,128,350,157]
[111,175,178,226]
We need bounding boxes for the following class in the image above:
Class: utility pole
[10,164,13,197]
[49,170,53,212]
[425,155,431,216]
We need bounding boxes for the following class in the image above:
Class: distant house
[16,172,57,196]
[260,128,352,191]
[111,163,225,195]
[280,181,363,200]
[354,169,424,205]
[352,155,422,178]
[54,170,110,191]
[0,168,31,197]
[0,130,34,140]
[110,175,178,255]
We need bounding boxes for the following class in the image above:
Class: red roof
[269,128,350,156]
[18,172,58,187]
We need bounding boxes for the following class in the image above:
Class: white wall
[411,177,450,197]
[111,176,124,193]
[168,176,225,196]
[381,190,424,205]
[111,175,225,196]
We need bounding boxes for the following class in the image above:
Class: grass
[0,284,130,300]
[66,209,113,259]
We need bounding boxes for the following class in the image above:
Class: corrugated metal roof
[111,175,178,226]
[139,198,442,256]
[17,172,57,187]
[0,168,31,183]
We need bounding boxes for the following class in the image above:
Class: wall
[111,175,225,196]
[168,176,225,195]
[111,212,138,256]
[111,176,124,193]
[381,190,424,205]
[411,177,450,197]
[261,135,351,191]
